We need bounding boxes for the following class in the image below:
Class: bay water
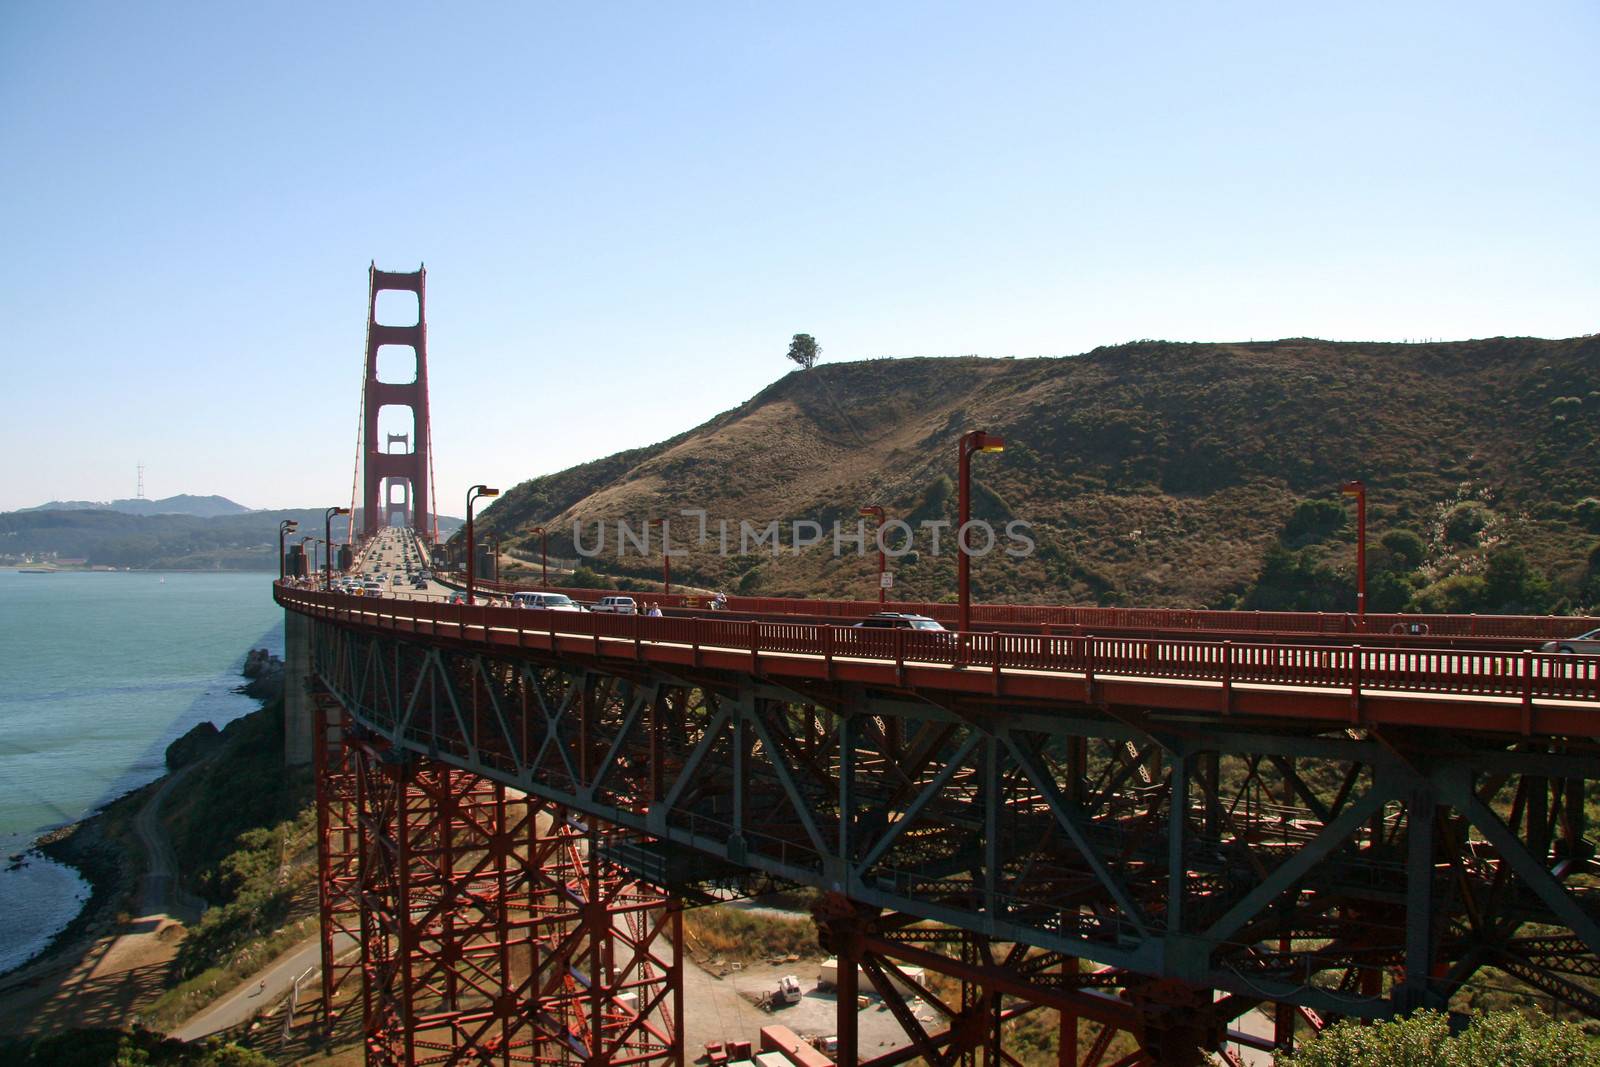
[0,570,283,976]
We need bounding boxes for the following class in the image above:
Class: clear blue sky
[1,2,1595,513]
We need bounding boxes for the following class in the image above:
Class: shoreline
[0,782,148,992]
[0,646,285,992]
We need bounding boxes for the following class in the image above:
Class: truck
[776,974,802,1005]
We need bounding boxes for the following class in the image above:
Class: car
[1540,628,1600,654]
[512,592,583,612]
[361,581,385,596]
[590,595,638,615]
[851,612,947,632]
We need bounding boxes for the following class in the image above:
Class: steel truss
[314,696,682,1065]
[310,620,1600,1063]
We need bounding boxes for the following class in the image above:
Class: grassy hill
[471,336,1600,611]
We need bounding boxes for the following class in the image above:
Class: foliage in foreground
[0,1028,269,1067]
[1290,1010,1600,1066]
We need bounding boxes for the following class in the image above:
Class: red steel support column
[314,695,363,1037]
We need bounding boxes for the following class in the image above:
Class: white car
[590,595,637,615]
[513,592,583,612]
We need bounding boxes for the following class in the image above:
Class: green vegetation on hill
[0,1028,269,1067]
[146,699,319,1029]
[1289,1010,1600,1066]
[469,337,1600,611]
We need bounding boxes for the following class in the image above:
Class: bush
[1412,574,1487,614]
[1284,499,1348,544]
[1290,1010,1600,1066]
[1380,529,1427,572]
[1242,545,1355,612]
[1575,498,1600,534]
[1443,501,1491,546]
[1370,570,1417,612]
[566,566,613,589]
[1,1029,272,1067]
[1483,547,1553,613]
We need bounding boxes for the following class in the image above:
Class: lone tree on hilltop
[787,333,820,370]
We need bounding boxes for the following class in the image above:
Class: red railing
[278,583,1600,728]
[447,573,1599,642]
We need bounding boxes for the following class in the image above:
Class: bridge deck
[277,583,1600,738]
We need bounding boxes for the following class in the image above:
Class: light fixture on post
[324,506,350,590]
[532,526,549,589]
[1341,480,1367,631]
[278,519,299,580]
[465,485,500,605]
[957,430,1005,634]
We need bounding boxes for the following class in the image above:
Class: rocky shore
[237,647,284,701]
[0,646,285,990]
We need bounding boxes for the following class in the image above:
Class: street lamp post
[532,526,549,588]
[860,506,887,605]
[957,430,1006,634]
[299,536,318,582]
[649,519,671,595]
[1341,480,1367,630]
[278,520,299,580]
[488,533,501,583]
[324,506,350,590]
[465,485,500,605]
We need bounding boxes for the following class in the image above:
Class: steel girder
[314,697,681,1066]
[310,620,1600,1056]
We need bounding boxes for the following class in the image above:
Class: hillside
[0,508,464,571]
[20,494,253,518]
[472,337,1600,610]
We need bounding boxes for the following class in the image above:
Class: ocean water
[0,569,283,976]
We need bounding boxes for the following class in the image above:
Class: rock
[166,721,222,770]
[238,649,285,700]
[241,647,273,678]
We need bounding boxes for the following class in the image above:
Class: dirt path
[0,766,201,1036]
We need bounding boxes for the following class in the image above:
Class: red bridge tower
[362,265,432,539]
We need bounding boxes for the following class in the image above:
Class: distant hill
[21,494,253,518]
[469,336,1600,611]
[0,507,464,571]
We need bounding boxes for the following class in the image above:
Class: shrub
[1443,502,1491,546]
[1284,499,1348,543]
[1412,574,1487,614]
[566,566,613,589]
[1289,1009,1600,1066]
[1575,498,1600,534]
[1483,547,1553,613]
[1379,529,1427,572]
